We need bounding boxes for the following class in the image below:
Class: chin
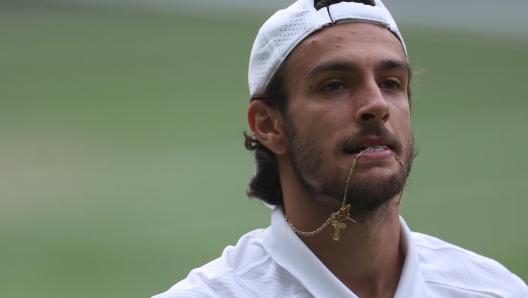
[347,170,406,211]
[316,165,406,212]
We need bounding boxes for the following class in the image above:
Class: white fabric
[153,206,528,298]
[248,0,407,96]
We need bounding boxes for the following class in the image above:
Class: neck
[279,160,404,298]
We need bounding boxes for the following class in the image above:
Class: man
[154,0,528,297]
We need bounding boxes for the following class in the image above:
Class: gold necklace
[284,146,404,241]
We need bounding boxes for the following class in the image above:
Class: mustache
[335,126,402,155]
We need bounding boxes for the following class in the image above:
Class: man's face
[282,22,414,213]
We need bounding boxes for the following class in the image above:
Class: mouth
[343,144,392,155]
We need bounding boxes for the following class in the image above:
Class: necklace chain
[284,146,404,238]
[285,213,336,237]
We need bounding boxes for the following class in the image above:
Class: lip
[342,135,399,162]
[346,146,395,160]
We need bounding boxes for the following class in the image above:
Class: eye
[322,82,346,92]
[379,80,401,90]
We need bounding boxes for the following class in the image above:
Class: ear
[247,101,288,155]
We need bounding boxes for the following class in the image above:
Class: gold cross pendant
[331,205,356,241]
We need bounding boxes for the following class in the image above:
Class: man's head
[246,0,415,214]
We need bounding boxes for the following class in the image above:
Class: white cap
[248,0,407,96]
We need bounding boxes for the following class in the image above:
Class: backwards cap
[248,0,407,96]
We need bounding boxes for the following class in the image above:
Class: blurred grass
[1,2,527,297]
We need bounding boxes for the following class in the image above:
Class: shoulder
[412,232,528,298]
[153,229,305,298]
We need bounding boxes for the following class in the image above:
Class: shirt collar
[262,206,428,298]
[394,216,429,298]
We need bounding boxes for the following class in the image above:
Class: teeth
[355,145,387,150]
[345,144,388,154]
[366,146,387,152]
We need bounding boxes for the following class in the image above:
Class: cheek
[390,99,411,123]
[291,106,347,154]
[387,101,412,139]
[306,106,351,137]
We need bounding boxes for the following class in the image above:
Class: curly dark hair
[245,60,289,206]
[245,0,410,206]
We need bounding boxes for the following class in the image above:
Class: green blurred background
[1,1,527,297]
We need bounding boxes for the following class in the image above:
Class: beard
[284,119,415,216]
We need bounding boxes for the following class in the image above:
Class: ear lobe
[247,101,288,155]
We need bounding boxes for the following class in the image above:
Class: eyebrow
[379,59,410,76]
[303,61,359,81]
[303,59,410,81]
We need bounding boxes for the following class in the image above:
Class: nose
[354,82,390,125]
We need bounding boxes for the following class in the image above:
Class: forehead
[286,22,406,75]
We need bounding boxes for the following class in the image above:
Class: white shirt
[153,206,528,298]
